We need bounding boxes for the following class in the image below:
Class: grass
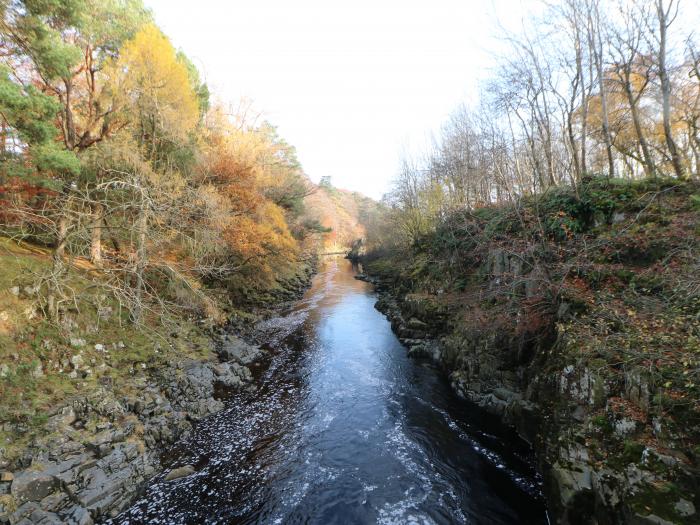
[0,236,217,464]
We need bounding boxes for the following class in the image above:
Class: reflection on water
[114,257,547,524]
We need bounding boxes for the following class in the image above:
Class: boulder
[164,464,195,482]
[70,354,84,369]
[407,317,428,330]
[46,406,77,430]
[70,338,86,349]
[674,498,695,518]
[219,336,263,365]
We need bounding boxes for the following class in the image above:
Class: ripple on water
[110,259,547,525]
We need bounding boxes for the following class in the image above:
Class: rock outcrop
[0,336,265,524]
[368,254,699,525]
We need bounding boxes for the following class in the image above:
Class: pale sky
[144,0,535,199]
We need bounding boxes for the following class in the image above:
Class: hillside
[302,181,379,253]
[362,177,700,524]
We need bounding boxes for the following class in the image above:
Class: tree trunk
[104,216,121,252]
[130,193,148,325]
[48,212,69,320]
[588,5,615,178]
[657,0,684,178]
[54,213,68,260]
[596,60,615,178]
[90,202,103,266]
[623,78,655,178]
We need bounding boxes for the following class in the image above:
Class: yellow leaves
[107,23,199,142]
[197,105,302,280]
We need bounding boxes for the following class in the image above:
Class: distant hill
[302,181,378,253]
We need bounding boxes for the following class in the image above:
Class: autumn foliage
[0,1,329,320]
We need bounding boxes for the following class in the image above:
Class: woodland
[0,0,335,325]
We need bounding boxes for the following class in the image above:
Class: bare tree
[609,1,657,178]
[654,0,685,178]
[587,0,616,177]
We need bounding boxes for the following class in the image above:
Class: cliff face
[363,178,700,525]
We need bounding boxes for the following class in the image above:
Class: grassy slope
[366,177,700,522]
[0,238,224,468]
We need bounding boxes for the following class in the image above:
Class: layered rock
[368,249,699,525]
[0,337,265,524]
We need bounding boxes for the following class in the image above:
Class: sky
[144,0,535,199]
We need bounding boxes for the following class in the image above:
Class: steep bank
[362,178,700,524]
[0,240,314,524]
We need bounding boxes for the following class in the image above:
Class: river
[114,257,548,524]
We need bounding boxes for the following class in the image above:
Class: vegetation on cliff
[362,0,700,522]
[303,178,380,253]
[367,177,700,523]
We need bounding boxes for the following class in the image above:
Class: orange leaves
[196,107,302,283]
[205,151,261,218]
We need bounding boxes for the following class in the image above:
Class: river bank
[358,178,700,525]
[0,254,315,525]
[109,257,547,524]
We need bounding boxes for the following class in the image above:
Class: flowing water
[115,258,548,524]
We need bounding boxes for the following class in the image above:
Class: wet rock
[164,464,195,481]
[219,336,263,365]
[626,512,676,525]
[591,468,622,508]
[550,461,593,509]
[62,505,93,525]
[493,387,522,403]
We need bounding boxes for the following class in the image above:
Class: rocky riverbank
[0,264,315,525]
[359,178,700,525]
[362,271,698,525]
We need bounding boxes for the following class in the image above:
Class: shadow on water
[112,257,548,525]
